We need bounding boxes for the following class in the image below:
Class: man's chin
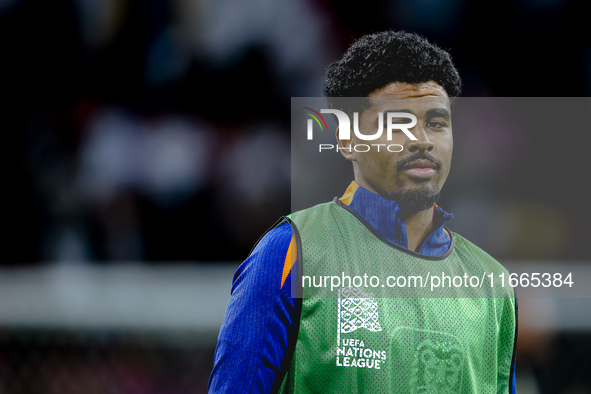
[391,187,441,213]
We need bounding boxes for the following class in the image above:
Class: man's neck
[399,208,434,252]
[354,177,435,252]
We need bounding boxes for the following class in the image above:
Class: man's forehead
[365,81,451,113]
[369,81,448,98]
[365,96,451,114]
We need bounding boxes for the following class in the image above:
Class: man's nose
[407,125,434,152]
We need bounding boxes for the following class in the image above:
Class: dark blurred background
[1,0,591,392]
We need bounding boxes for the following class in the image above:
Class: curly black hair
[323,31,461,99]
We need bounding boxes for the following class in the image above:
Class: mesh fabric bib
[278,200,517,394]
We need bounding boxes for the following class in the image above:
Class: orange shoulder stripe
[280,235,298,289]
[339,181,359,206]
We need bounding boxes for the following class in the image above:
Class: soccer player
[209,31,517,394]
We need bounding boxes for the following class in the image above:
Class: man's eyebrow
[381,109,412,115]
[426,108,451,119]
[378,108,451,119]
[373,109,413,123]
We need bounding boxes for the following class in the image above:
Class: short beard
[391,187,441,215]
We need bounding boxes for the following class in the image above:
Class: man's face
[337,81,453,212]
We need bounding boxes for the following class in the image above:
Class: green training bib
[278,200,516,394]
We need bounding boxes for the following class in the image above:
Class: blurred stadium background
[1,0,591,392]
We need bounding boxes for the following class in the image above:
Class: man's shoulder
[290,200,338,216]
[252,220,293,253]
[450,231,509,274]
[289,199,343,224]
[232,220,294,288]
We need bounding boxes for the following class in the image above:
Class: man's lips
[402,159,437,178]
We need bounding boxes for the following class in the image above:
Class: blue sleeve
[208,222,297,394]
[510,294,518,393]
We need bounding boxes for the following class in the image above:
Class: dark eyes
[426,120,447,128]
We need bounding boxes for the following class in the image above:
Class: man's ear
[336,126,355,161]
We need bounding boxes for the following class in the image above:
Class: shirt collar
[339,181,453,255]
